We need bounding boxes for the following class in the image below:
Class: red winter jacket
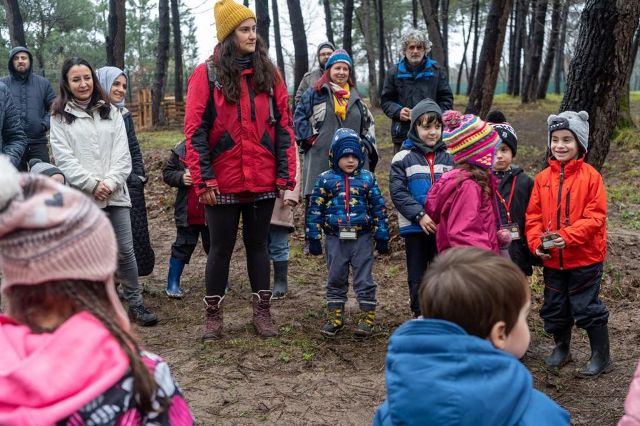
[525,157,607,270]
[184,61,296,196]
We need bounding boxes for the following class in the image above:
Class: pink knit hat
[442,110,500,169]
[0,156,130,332]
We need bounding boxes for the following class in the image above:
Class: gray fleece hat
[410,98,442,128]
[548,110,589,154]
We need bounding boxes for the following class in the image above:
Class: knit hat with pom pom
[441,110,500,169]
[0,155,130,332]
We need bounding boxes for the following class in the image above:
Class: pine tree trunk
[376,0,386,96]
[412,0,419,28]
[536,0,561,99]
[554,0,569,94]
[507,2,516,95]
[559,0,640,170]
[465,0,513,117]
[456,13,472,96]
[618,25,640,128]
[272,0,286,84]
[513,0,527,96]
[287,0,309,94]
[170,0,183,102]
[343,0,354,57]
[522,0,548,103]
[323,0,334,45]
[152,0,170,126]
[2,0,26,47]
[441,0,450,74]
[466,0,480,96]
[357,0,379,106]
[256,0,270,48]
[107,0,126,68]
[419,0,446,67]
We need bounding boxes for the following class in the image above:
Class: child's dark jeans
[171,225,210,263]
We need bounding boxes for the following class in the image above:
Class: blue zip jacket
[390,138,453,235]
[373,319,570,426]
[306,132,389,242]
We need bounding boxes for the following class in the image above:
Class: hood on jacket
[328,128,365,173]
[0,312,130,425]
[405,98,444,153]
[96,66,126,109]
[8,46,32,79]
[378,319,569,426]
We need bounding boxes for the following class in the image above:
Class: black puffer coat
[123,110,154,276]
[0,82,27,167]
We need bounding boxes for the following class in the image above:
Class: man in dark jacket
[381,30,453,154]
[293,41,335,106]
[0,81,27,167]
[1,46,56,170]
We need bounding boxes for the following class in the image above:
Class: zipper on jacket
[344,174,351,224]
[557,164,565,270]
[426,152,436,184]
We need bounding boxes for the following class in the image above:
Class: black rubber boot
[272,260,288,299]
[544,328,572,368]
[576,325,613,378]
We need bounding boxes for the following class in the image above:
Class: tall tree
[271,0,286,83]
[356,0,379,106]
[618,24,640,128]
[465,0,513,117]
[170,0,183,102]
[507,0,527,95]
[322,0,334,45]
[343,0,354,56]
[440,0,450,73]
[554,0,570,94]
[560,0,640,170]
[419,0,446,66]
[466,0,480,95]
[521,0,548,103]
[456,13,472,95]
[106,0,126,68]
[2,0,26,47]
[256,0,270,48]
[536,0,561,99]
[287,0,308,94]
[151,0,170,126]
[376,0,386,96]
[412,0,418,27]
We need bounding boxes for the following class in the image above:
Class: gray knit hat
[317,41,335,56]
[547,111,589,154]
[28,159,66,183]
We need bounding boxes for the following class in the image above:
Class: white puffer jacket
[50,101,132,209]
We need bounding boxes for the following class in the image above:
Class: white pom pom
[0,155,21,211]
[577,110,589,121]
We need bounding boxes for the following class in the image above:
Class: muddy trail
[135,101,640,425]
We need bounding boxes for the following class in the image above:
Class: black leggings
[204,199,275,296]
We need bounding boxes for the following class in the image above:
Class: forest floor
[134,94,640,425]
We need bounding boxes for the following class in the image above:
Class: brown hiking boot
[202,295,224,340]
[252,290,278,337]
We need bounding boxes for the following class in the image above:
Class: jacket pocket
[211,131,235,160]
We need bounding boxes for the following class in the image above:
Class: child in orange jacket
[526,110,610,378]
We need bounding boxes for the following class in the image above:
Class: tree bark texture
[419,0,446,67]
[343,0,355,57]
[521,0,548,103]
[256,0,270,48]
[106,0,126,68]
[357,0,379,106]
[560,0,640,170]
[376,0,386,96]
[466,0,481,96]
[412,0,419,28]
[287,0,309,94]
[441,0,450,73]
[3,0,26,47]
[537,0,561,99]
[152,0,170,126]
[618,24,640,128]
[323,0,334,45]
[272,0,286,84]
[554,0,569,94]
[465,0,513,117]
[170,0,183,102]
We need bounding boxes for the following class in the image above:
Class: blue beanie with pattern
[325,48,353,70]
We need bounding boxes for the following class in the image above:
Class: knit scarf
[235,54,254,70]
[330,82,350,121]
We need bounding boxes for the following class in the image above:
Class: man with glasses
[294,41,336,106]
[381,31,453,154]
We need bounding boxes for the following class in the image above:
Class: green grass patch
[608,183,640,205]
[614,126,640,150]
[137,129,184,150]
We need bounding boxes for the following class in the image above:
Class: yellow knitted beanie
[214,0,256,43]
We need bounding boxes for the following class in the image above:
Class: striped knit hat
[325,48,353,70]
[442,110,500,169]
[0,156,130,332]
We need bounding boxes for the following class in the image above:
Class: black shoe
[321,306,344,337]
[576,325,613,378]
[544,328,572,369]
[354,311,376,337]
[128,304,158,327]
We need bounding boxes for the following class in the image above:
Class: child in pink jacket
[426,110,505,254]
[620,360,640,425]
[0,157,193,426]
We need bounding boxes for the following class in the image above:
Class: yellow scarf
[330,82,350,121]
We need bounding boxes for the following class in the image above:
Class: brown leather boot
[252,290,277,337]
[202,295,224,340]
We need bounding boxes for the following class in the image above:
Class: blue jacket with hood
[1,47,56,145]
[306,128,389,242]
[373,319,570,426]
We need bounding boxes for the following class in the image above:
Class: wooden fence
[128,89,185,130]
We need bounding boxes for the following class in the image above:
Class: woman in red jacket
[184,0,296,340]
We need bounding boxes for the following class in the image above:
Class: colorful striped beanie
[442,110,500,169]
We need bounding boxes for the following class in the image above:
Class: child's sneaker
[354,310,376,337]
[321,306,344,337]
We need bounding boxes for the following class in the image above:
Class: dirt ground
[135,98,640,425]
